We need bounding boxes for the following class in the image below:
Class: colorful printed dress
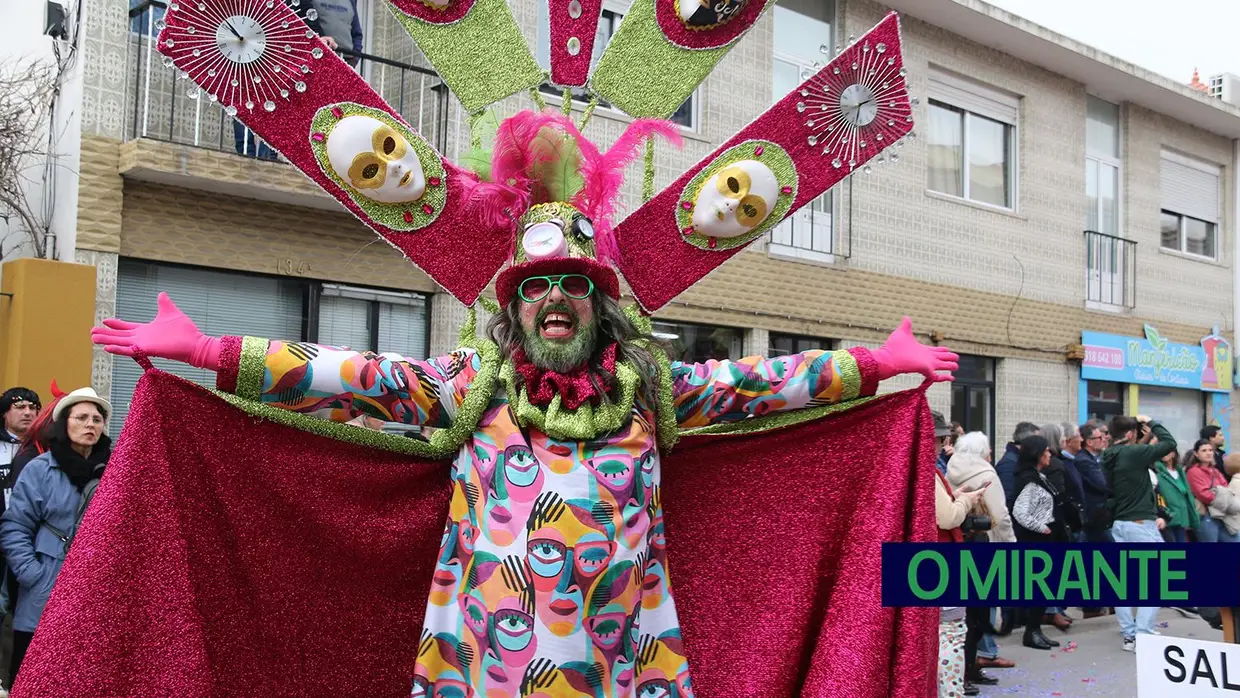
[220,337,878,697]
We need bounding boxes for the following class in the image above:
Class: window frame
[767,5,837,263]
[1159,150,1221,261]
[650,320,744,363]
[1085,95,1123,238]
[534,3,699,131]
[767,333,834,357]
[1160,209,1219,260]
[925,69,1020,211]
[315,283,432,359]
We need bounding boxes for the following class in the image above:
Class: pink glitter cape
[12,370,937,697]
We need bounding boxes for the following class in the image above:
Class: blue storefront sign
[1081,325,1233,393]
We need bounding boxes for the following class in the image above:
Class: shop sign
[1081,325,1233,393]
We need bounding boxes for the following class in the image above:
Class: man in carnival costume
[18,2,953,697]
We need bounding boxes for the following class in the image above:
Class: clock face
[795,37,913,172]
[215,15,268,64]
[156,0,326,114]
[838,83,878,127]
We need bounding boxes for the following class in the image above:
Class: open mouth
[539,311,576,340]
[399,170,412,187]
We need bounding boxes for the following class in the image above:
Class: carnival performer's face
[527,498,617,636]
[516,276,598,372]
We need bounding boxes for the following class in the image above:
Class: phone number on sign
[1084,346,1125,369]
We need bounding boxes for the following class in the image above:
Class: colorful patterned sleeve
[670,347,879,428]
[214,335,481,427]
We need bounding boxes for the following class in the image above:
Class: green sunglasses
[518,274,595,302]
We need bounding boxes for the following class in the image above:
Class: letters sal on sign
[1137,634,1240,697]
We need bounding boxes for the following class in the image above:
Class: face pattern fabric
[244,337,872,696]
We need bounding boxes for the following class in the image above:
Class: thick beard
[523,304,599,373]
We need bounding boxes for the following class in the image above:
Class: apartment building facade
[5,0,1237,445]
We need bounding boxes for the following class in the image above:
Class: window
[1084,97,1130,309]
[1086,381,1124,423]
[1085,96,1121,237]
[949,355,994,448]
[535,4,695,128]
[651,321,743,363]
[768,333,833,357]
[926,69,1019,209]
[1160,151,1220,259]
[111,260,431,431]
[769,3,836,260]
[317,284,430,359]
[129,1,165,35]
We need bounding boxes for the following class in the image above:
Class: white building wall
[0,0,85,266]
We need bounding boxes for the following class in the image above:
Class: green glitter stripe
[679,395,880,438]
[389,0,544,113]
[236,336,269,402]
[211,390,453,457]
[835,349,864,402]
[677,140,797,251]
[308,103,447,232]
[623,304,679,452]
[590,0,731,118]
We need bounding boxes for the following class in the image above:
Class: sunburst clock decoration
[156,0,325,115]
[610,11,914,313]
[798,32,914,173]
[153,0,518,306]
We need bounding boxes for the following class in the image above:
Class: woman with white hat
[0,388,111,684]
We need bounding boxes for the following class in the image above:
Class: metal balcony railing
[125,1,450,157]
[1084,230,1137,310]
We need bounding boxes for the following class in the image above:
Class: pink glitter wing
[613,12,913,313]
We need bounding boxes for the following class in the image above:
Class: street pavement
[974,609,1221,697]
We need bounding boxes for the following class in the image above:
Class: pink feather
[581,119,683,264]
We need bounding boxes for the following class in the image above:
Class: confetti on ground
[1158,622,1170,628]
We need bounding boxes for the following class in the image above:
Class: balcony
[1084,230,1137,311]
[123,1,452,206]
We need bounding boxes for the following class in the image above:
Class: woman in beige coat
[948,432,1015,544]
[946,431,1016,688]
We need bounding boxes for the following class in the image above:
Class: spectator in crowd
[1155,448,1199,543]
[1058,421,1087,529]
[1010,435,1066,650]
[1187,439,1240,543]
[1105,415,1177,651]
[0,388,112,683]
[1076,421,1111,540]
[934,413,953,475]
[313,0,365,66]
[7,393,63,485]
[934,420,989,698]
[0,390,41,508]
[947,431,1017,683]
[1037,423,1080,632]
[1221,454,1240,540]
[1203,425,1227,478]
[996,422,1040,509]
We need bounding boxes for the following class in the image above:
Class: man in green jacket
[1102,414,1177,652]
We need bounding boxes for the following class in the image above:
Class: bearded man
[91,197,955,697]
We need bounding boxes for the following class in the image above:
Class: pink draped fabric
[13,370,936,697]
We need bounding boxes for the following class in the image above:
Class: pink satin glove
[90,292,222,371]
[871,317,958,385]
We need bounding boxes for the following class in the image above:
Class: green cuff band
[236,336,270,402]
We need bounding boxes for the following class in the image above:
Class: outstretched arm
[671,317,957,428]
[91,293,476,427]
